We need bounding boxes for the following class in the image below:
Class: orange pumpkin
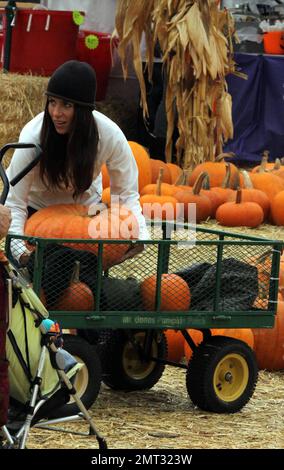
[128,141,152,192]
[101,164,110,189]
[101,141,152,193]
[188,153,239,188]
[200,173,224,217]
[174,172,212,223]
[270,190,284,226]
[228,171,270,221]
[102,187,111,205]
[183,329,204,362]
[279,256,284,297]
[166,163,183,184]
[55,261,94,311]
[210,163,236,204]
[184,328,254,362]
[251,151,274,173]
[269,158,284,180]
[249,171,284,202]
[140,182,175,197]
[140,168,180,221]
[150,159,171,184]
[25,204,139,270]
[165,330,185,362]
[141,273,191,311]
[248,251,272,310]
[252,297,284,370]
[216,189,264,228]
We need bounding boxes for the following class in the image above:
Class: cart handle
[0,142,42,205]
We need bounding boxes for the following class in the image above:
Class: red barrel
[76,30,113,101]
[2,9,79,76]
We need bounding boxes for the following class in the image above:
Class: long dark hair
[40,101,99,198]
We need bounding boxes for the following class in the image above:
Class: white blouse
[6,110,149,260]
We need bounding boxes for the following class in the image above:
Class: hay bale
[0,72,48,165]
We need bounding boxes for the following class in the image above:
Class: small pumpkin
[141,273,191,311]
[230,171,270,221]
[55,261,94,311]
[140,168,180,221]
[200,173,225,217]
[165,329,185,363]
[208,163,236,204]
[216,189,264,228]
[174,172,212,223]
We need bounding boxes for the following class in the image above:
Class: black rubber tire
[186,336,258,413]
[77,328,101,346]
[48,334,102,418]
[97,329,167,391]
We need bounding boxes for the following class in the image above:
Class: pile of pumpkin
[101,142,284,229]
[101,141,284,371]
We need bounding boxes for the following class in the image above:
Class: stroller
[0,143,107,449]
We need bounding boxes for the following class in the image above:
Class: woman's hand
[0,205,11,239]
[19,252,31,267]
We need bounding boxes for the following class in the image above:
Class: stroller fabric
[0,263,9,426]
[6,281,81,404]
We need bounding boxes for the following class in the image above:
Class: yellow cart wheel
[98,329,167,390]
[186,336,258,413]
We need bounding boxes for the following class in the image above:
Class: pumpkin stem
[221,163,231,189]
[201,172,210,190]
[156,168,164,196]
[257,152,269,173]
[183,169,191,185]
[192,172,207,195]
[215,152,235,163]
[231,170,241,190]
[273,158,281,171]
[174,172,184,186]
[71,260,81,284]
[240,170,254,189]
[235,188,242,204]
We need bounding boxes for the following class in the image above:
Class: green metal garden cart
[5,221,282,415]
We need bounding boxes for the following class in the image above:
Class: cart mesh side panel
[6,226,278,319]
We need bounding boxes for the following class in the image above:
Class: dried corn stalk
[114,0,242,168]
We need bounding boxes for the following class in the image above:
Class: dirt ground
[28,366,284,450]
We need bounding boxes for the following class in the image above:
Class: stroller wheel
[48,335,102,418]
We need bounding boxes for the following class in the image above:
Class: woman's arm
[105,138,150,241]
[6,145,37,262]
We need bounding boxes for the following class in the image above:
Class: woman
[6,60,148,266]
